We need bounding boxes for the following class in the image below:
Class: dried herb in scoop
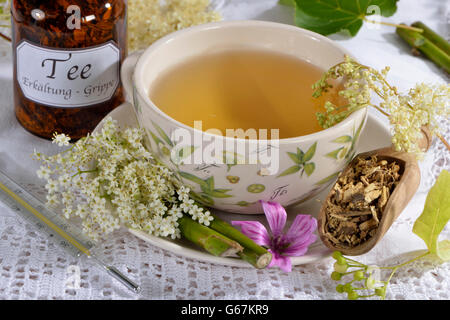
[323,155,401,248]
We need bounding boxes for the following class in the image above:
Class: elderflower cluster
[314,56,450,155]
[128,0,221,52]
[34,118,212,241]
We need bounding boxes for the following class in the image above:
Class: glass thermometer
[0,168,141,294]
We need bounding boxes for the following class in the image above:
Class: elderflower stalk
[314,56,450,156]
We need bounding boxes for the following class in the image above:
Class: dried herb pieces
[323,155,402,248]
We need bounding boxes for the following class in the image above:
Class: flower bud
[365,276,376,289]
[333,262,348,273]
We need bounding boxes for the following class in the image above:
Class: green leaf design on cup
[278,142,317,178]
[326,119,365,162]
[333,135,352,143]
[179,172,233,206]
[152,121,173,147]
[316,171,340,186]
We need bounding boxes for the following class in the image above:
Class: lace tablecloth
[0,0,449,300]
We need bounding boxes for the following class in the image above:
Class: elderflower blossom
[33,117,212,241]
[128,0,221,52]
[314,56,450,156]
[51,133,71,147]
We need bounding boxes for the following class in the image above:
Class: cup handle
[120,50,143,102]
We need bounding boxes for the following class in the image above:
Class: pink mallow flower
[232,200,317,272]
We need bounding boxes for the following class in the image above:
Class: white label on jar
[16,40,120,108]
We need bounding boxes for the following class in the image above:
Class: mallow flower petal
[285,215,318,243]
[268,250,292,273]
[231,220,270,246]
[283,233,317,257]
[260,200,286,238]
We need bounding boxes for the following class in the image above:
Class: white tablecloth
[0,0,449,300]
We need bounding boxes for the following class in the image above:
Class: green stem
[71,168,98,178]
[209,216,272,268]
[364,18,423,33]
[344,257,366,266]
[411,21,450,56]
[178,215,243,257]
[396,25,450,73]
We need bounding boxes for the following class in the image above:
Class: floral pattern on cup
[325,118,365,162]
[277,142,317,178]
[179,172,233,206]
[247,183,266,193]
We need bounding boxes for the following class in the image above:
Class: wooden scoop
[318,127,431,256]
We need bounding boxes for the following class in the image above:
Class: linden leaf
[278,0,295,6]
[413,170,450,261]
[293,0,399,37]
[437,240,450,261]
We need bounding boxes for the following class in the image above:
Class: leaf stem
[72,168,99,178]
[364,18,423,33]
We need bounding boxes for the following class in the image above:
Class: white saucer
[95,103,391,268]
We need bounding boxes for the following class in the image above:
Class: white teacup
[121,20,367,214]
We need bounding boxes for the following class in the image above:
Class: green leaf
[316,171,340,185]
[326,147,344,159]
[279,0,295,6]
[303,142,317,162]
[294,0,399,37]
[437,240,450,261]
[303,162,316,177]
[148,130,163,146]
[152,122,173,147]
[413,170,450,261]
[296,148,305,163]
[207,190,233,198]
[179,172,209,189]
[278,165,301,177]
[191,192,215,206]
[177,146,196,160]
[205,176,215,191]
[333,135,352,143]
[287,152,301,164]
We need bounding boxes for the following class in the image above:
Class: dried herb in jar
[11,0,127,140]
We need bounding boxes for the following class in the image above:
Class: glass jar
[11,0,127,140]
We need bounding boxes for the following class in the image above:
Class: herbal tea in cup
[121,21,367,213]
[150,49,344,139]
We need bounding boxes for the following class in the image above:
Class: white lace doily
[0,0,449,300]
